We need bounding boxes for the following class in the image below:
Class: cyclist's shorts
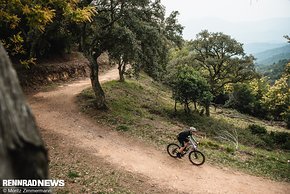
[177,136,189,147]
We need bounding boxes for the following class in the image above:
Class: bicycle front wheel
[167,143,180,158]
[188,150,205,165]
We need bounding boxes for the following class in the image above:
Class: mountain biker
[176,127,198,158]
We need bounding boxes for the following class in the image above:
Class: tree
[79,0,129,109]
[262,73,290,121]
[248,77,270,117]
[111,3,183,82]
[225,76,271,118]
[109,25,140,82]
[260,59,290,84]
[226,83,256,114]
[0,0,95,64]
[284,35,290,43]
[170,65,212,116]
[106,1,183,81]
[0,43,48,180]
[190,30,256,96]
[199,90,213,116]
[167,41,194,70]
[80,0,182,108]
[140,9,183,80]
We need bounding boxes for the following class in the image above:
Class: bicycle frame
[167,136,205,165]
[184,136,198,154]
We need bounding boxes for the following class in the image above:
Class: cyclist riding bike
[176,127,199,158]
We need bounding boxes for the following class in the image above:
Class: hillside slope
[255,44,290,66]
[78,74,290,182]
[28,69,290,193]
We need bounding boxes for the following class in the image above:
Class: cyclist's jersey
[178,130,191,140]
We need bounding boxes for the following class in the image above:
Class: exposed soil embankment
[14,52,111,91]
[15,53,89,88]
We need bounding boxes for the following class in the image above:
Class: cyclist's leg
[178,137,189,153]
[179,139,189,154]
[176,136,185,157]
[177,136,184,147]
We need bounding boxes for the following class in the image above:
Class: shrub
[238,125,290,150]
[225,146,235,153]
[261,135,275,150]
[203,140,220,149]
[116,125,129,132]
[67,170,80,178]
[270,131,290,150]
[281,140,290,150]
[248,124,267,135]
[170,65,212,114]
[226,83,256,114]
[286,112,290,129]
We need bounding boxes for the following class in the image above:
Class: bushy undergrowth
[248,124,267,135]
[77,75,290,182]
[243,124,290,150]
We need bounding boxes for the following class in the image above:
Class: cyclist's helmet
[189,126,197,132]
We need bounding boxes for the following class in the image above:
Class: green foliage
[116,125,129,132]
[77,0,183,109]
[249,77,270,100]
[164,11,184,47]
[284,35,290,43]
[189,30,256,96]
[226,83,256,114]
[0,0,95,63]
[262,73,290,121]
[225,80,269,119]
[168,41,192,63]
[286,112,290,129]
[269,131,290,149]
[200,91,214,106]
[248,124,267,135]
[170,65,212,114]
[131,4,183,80]
[67,170,80,178]
[243,124,290,150]
[202,140,220,150]
[81,0,183,81]
[259,59,290,84]
[225,72,289,126]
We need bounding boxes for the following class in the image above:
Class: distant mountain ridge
[182,17,290,45]
[254,44,290,66]
[244,43,287,55]
[258,59,289,84]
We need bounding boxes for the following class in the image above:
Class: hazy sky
[161,0,290,43]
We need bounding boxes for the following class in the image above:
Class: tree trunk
[174,100,177,114]
[205,104,210,117]
[184,101,190,114]
[118,59,127,82]
[0,43,48,180]
[87,54,108,110]
[118,64,124,82]
[186,103,191,114]
[194,101,197,110]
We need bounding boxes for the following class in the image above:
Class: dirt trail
[28,68,290,194]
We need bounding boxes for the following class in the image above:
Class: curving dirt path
[28,68,290,194]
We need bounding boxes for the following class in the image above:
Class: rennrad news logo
[2,179,65,187]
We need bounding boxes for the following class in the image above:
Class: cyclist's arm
[189,135,198,144]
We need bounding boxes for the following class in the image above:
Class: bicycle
[167,136,205,165]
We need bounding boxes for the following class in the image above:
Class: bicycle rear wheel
[188,150,205,165]
[167,143,180,158]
